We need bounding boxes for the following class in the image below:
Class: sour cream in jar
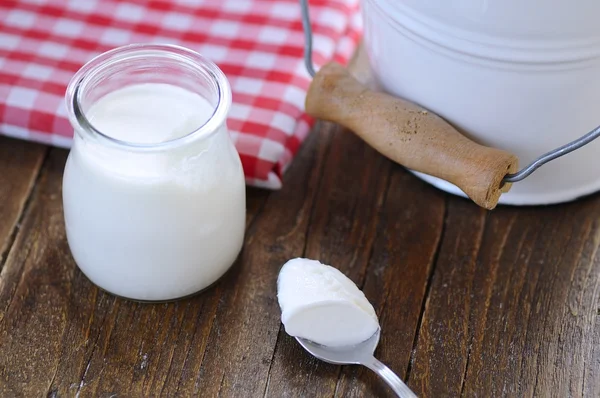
[63,44,246,301]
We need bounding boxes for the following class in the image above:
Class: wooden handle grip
[306,62,519,210]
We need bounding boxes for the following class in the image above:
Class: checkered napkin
[0,0,361,189]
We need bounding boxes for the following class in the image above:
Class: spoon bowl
[295,329,417,398]
[295,328,381,365]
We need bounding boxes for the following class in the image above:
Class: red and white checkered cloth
[0,0,361,189]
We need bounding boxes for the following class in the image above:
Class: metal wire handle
[300,0,317,78]
[502,125,600,182]
[299,0,600,183]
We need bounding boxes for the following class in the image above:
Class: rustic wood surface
[0,41,599,396]
[0,119,599,397]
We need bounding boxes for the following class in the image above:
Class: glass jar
[63,44,246,301]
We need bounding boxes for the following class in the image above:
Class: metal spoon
[295,329,417,397]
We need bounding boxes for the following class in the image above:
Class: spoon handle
[363,356,417,398]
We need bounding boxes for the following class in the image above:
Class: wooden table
[0,121,599,397]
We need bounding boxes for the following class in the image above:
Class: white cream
[63,83,246,301]
[277,258,379,347]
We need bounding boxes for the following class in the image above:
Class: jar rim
[65,43,232,152]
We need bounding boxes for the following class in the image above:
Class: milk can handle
[299,0,600,184]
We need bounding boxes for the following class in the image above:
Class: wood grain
[0,128,599,396]
[0,148,271,396]
[334,164,447,397]
[409,199,488,397]
[0,149,72,396]
[462,199,600,397]
[0,120,329,397]
[409,195,600,397]
[264,124,393,397]
[176,124,331,397]
[0,136,46,270]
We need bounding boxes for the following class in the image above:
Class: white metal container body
[362,0,600,205]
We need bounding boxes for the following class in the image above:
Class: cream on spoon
[277,258,379,347]
[276,258,417,397]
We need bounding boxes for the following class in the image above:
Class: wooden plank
[182,124,332,397]
[0,136,46,269]
[334,169,446,397]
[264,126,447,397]
[263,126,392,397]
[0,149,73,396]
[1,124,599,397]
[0,143,277,396]
[462,198,600,397]
[409,195,600,397]
[407,198,488,397]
